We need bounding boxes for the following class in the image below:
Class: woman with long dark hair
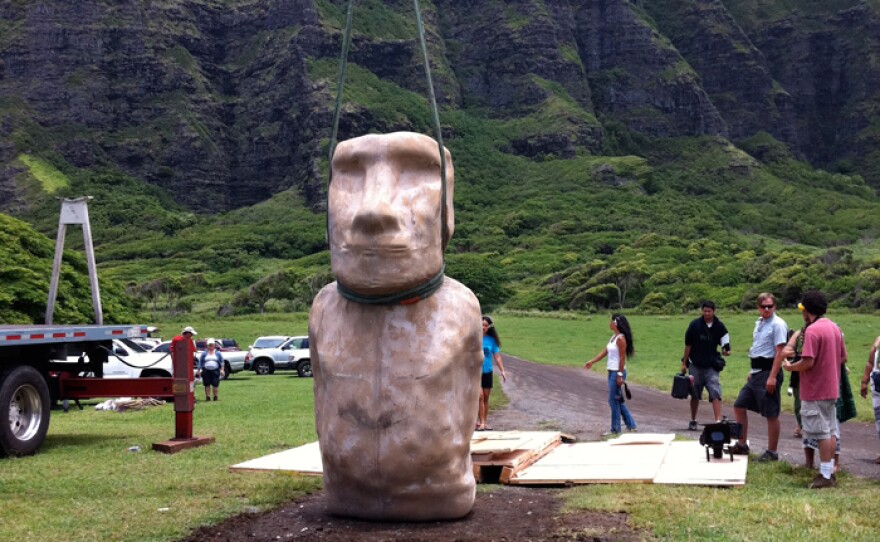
[477,315,507,431]
[585,314,637,436]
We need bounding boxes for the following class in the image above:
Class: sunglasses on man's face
[760,304,774,310]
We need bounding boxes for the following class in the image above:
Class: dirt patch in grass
[179,485,649,542]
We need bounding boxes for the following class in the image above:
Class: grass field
[0,375,321,541]
[2,311,879,541]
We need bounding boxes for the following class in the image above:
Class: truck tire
[254,359,274,375]
[296,359,313,378]
[223,361,232,380]
[0,366,51,457]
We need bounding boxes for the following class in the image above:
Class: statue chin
[334,261,443,296]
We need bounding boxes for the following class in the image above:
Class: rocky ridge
[1,0,879,214]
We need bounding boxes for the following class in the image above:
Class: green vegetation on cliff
[2,0,880,323]
[0,214,137,324]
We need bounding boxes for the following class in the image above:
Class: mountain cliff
[3,0,879,213]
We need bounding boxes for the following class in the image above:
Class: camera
[698,417,743,461]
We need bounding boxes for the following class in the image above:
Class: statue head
[328,132,454,296]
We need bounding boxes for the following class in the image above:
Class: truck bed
[0,325,148,346]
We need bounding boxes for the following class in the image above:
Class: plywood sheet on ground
[230,441,322,475]
[526,439,672,466]
[510,435,748,486]
[229,433,746,487]
[607,433,676,446]
[230,431,561,476]
[509,441,670,484]
[653,441,747,487]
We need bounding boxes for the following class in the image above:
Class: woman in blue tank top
[477,315,507,431]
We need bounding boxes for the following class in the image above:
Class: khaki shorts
[801,399,839,441]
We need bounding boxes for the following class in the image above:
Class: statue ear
[442,148,455,245]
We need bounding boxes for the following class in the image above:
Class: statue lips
[340,242,412,257]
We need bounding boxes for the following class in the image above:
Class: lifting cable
[328,0,449,305]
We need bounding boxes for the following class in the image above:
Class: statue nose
[351,163,401,235]
[351,201,399,235]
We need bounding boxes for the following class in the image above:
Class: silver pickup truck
[244,335,312,377]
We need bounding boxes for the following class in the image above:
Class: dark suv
[195,338,239,351]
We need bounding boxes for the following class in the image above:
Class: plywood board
[653,441,747,487]
[510,463,661,484]
[607,433,676,446]
[470,430,560,455]
[510,438,748,486]
[522,441,671,467]
[229,431,562,476]
[509,441,670,484]
[230,441,323,475]
[229,433,748,488]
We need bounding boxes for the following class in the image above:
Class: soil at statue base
[179,355,880,542]
[180,486,647,542]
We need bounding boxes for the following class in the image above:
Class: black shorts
[481,372,493,389]
[734,370,782,418]
[201,368,221,388]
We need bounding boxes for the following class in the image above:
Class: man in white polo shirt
[731,292,788,462]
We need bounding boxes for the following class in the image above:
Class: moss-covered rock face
[721,0,880,186]
[4,0,880,212]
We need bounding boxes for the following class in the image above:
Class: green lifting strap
[328,0,449,306]
[413,0,449,249]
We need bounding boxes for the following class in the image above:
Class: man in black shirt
[681,301,731,430]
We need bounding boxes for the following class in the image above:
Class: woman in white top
[585,314,637,436]
[859,335,880,464]
[197,339,225,401]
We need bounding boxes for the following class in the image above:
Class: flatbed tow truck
[0,198,198,457]
[0,324,174,456]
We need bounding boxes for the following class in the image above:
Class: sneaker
[729,442,750,455]
[213,397,218,401]
[601,431,620,437]
[626,427,638,433]
[809,473,836,489]
[756,450,778,462]
[688,420,698,431]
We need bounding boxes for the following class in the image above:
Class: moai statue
[309,132,483,521]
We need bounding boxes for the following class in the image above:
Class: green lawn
[1,375,321,541]
[2,311,879,541]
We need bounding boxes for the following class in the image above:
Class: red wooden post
[152,331,214,454]
[170,334,196,438]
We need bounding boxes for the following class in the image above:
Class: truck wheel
[223,362,231,380]
[254,359,273,375]
[0,366,51,457]
[296,359,313,378]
